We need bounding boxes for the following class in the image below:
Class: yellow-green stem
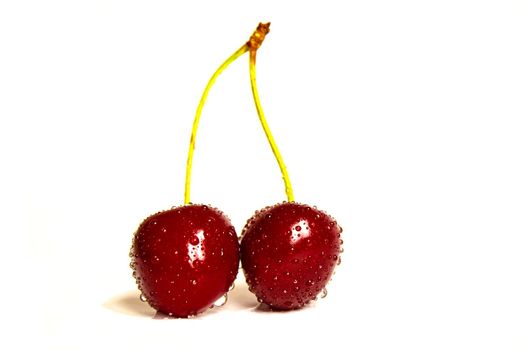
[184,44,249,204]
[249,49,295,202]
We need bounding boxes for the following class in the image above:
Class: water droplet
[273,276,278,281]
[214,293,228,307]
[257,297,263,303]
[168,312,173,316]
[340,247,345,253]
[337,256,342,265]
[190,236,199,245]
[140,294,147,302]
[320,288,328,299]
[228,283,235,291]
[340,239,344,245]
[293,279,298,284]
[295,225,302,231]
[293,258,299,263]
[191,279,197,285]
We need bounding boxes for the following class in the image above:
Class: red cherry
[240,202,342,310]
[130,204,239,317]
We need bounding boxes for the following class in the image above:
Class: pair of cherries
[129,23,343,318]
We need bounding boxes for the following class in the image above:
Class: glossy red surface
[130,204,239,317]
[241,202,342,310]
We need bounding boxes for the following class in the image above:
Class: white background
[1,1,524,349]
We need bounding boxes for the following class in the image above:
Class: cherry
[241,23,343,310]
[129,24,270,317]
[130,205,239,317]
[241,202,342,310]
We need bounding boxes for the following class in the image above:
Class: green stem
[184,44,249,204]
[249,49,295,202]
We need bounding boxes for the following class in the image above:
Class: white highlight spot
[187,229,205,267]
[291,220,310,244]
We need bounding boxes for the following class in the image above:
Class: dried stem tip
[248,22,271,50]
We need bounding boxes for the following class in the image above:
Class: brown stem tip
[248,22,271,50]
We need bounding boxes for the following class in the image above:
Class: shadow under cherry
[103,291,156,317]
[103,279,260,319]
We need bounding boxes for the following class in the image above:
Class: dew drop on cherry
[213,293,228,307]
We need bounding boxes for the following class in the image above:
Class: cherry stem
[184,44,249,204]
[184,22,294,204]
[249,41,295,202]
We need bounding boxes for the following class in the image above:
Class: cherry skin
[240,202,342,310]
[130,204,239,317]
